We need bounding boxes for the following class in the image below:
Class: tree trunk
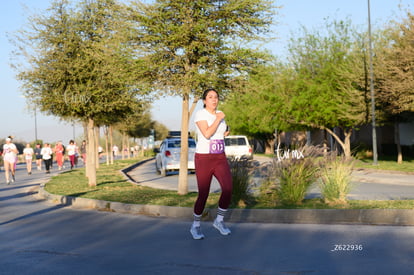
[104,126,110,165]
[324,127,353,159]
[109,126,114,165]
[306,131,312,146]
[83,121,90,178]
[395,120,403,164]
[343,129,352,159]
[121,132,126,160]
[265,139,274,154]
[95,126,100,169]
[87,118,97,187]
[178,93,190,195]
[127,136,131,159]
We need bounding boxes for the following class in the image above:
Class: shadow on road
[0,183,39,193]
[0,204,67,226]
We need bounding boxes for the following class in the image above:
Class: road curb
[228,208,414,225]
[37,186,194,218]
[36,186,414,226]
[120,158,154,183]
[34,157,414,226]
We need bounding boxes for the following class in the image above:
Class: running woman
[3,137,18,184]
[190,88,232,240]
[23,143,34,175]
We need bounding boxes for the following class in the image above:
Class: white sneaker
[213,219,231,235]
[190,225,205,240]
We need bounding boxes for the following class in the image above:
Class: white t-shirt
[67,144,76,156]
[23,147,34,160]
[3,143,17,162]
[194,108,227,154]
[41,147,53,160]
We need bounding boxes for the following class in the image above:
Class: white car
[224,135,253,160]
[155,138,196,176]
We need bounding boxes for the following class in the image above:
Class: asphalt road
[1,162,414,274]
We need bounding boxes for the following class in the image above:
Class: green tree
[375,12,414,163]
[153,122,169,141]
[12,0,147,186]
[286,19,368,158]
[224,20,369,158]
[129,0,277,194]
[222,61,295,153]
[124,112,155,140]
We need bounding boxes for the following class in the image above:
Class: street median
[37,186,414,226]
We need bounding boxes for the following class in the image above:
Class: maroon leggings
[193,153,233,215]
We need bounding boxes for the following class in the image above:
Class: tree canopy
[12,0,150,186]
[372,11,414,163]
[128,0,277,194]
[376,12,414,115]
[222,61,295,153]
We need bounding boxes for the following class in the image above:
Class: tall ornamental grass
[276,158,319,205]
[319,157,354,205]
[259,146,322,206]
[228,157,255,208]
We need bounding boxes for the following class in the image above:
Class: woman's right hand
[216,111,225,120]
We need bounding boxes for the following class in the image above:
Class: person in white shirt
[67,140,77,169]
[190,88,232,240]
[112,145,119,157]
[41,143,53,174]
[2,137,18,184]
[23,143,34,175]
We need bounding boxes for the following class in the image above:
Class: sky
[0,0,411,143]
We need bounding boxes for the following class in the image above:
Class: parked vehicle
[224,135,253,160]
[155,137,196,176]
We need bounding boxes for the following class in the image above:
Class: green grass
[45,158,220,209]
[354,156,414,173]
[44,156,414,210]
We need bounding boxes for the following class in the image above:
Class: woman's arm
[196,112,225,139]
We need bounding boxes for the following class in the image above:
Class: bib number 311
[209,139,224,154]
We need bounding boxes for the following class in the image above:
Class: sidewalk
[351,168,414,186]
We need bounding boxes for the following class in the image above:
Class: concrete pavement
[35,156,414,226]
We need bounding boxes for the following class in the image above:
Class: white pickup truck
[224,135,253,160]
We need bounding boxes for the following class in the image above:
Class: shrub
[258,177,279,208]
[259,146,322,206]
[276,158,319,205]
[228,157,255,208]
[319,157,354,205]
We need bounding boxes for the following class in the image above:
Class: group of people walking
[2,137,85,184]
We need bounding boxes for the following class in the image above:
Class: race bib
[209,139,225,154]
